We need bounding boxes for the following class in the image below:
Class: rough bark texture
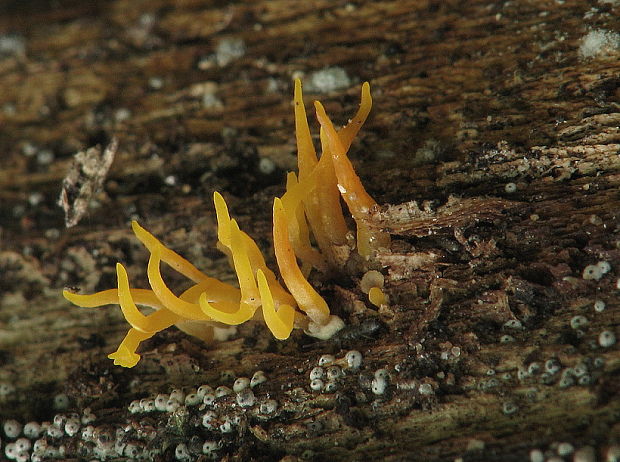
[0,1,619,461]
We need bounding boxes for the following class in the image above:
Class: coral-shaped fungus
[63,79,390,367]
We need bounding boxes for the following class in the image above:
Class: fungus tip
[108,346,140,368]
[368,286,388,307]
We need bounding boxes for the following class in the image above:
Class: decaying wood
[0,1,618,461]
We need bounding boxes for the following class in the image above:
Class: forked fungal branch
[63,79,390,367]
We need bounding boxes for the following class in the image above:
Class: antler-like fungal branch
[63,78,389,366]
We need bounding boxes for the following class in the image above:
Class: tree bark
[0,1,618,461]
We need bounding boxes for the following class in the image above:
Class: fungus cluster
[63,79,389,367]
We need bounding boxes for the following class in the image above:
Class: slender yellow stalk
[273,197,330,325]
[116,263,180,333]
[256,269,295,339]
[132,221,208,284]
[147,244,211,320]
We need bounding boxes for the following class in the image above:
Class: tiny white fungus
[305,67,351,93]
[219,420,233,433]
[215,386,231,397]
[53,393,69,410]
[233,377,250,393]
[165,399,180,413]
[148,76,164,90]
[597,261,611,274]
[345,350,363,369]
[4,443,16,460]
[573,363,588,377]
[371,377,387,395]
[502,401,518,415]
[203,440,220,455]
[197,385,214,398]
[527,363,541,375]
[259,399,278,415]
[310,379,324,391]
[23,422,41,439]
[202,411,217,428]
[258,157,276,175]
[175,443,190,461]
[215,37,246,67]
[599,330,616,348]
[582,264,603,280]
[141,399,155,412]
[503,319,523,329]
[185,393,201,406]
[250,371,267,388]
[323,381,338,393]
[203,392,216,406]
[236,389,255,408]
[154,394,168,411]
[46,426,63,439]
[375,369,389,380]
[64,419,80,437]
[169,389,185,403]
[545,358,561,374]
[529,448,544,462]
[14,438,30,452]
[578,375,592,386]
[80,425,94,441]
[557,442,574,456]
[327,366,343,380]
[570,315,588,329]
[419,383,434,395]
[504,182,517,193]
[517,368,529,381]
[52,414,66,428]
[309,367,325,381]
[4,420,22,438]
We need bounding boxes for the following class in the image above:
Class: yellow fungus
[273,197,330,325]
[146,244,211,321]
[108,329,156,368]
[294,78,318,180]
[63,78,391,367]
[63,287,162,310]
[116,263,180,333]
[368,286,388,307]
[213,191,232,248]
[282,171,326,273]
[339,81,372,151]
[314,99,391,257]
[199,294,254,325]
[132,220,207,284]
[293,79,348,266]
[256,269,295,339]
